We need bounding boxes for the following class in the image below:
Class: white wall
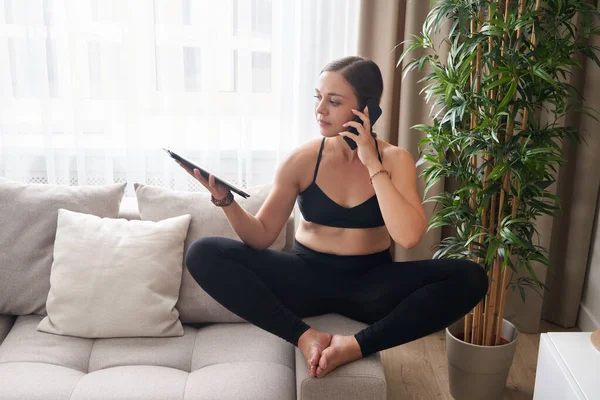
[578,192,600,332]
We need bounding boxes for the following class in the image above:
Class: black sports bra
[296,137,385,229]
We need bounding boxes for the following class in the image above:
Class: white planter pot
[446,317,519,400]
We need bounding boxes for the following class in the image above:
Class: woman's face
[314,71,360,137]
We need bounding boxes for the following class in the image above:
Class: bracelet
[211,191,234,207]
[369,169,388,184]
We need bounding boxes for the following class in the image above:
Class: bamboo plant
[399,0,600,346]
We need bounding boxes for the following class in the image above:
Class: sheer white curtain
[0,0,359,195]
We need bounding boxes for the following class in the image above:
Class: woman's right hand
[176,161,231,201]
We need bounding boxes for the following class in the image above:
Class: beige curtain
[357,0,600,333]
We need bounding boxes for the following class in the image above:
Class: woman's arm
[221,149,302,250]
[219,201,271,250]
[368,147,427,249]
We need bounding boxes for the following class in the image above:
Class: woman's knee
[185,236,226,278]
[455,259,489,301]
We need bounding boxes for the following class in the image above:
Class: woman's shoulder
[379,143,419,184]
[375,138,396,158]
[376,140,415,168]
[273,138,323,193]
[277,138,323,176]
[286,137,323,164]
[371,133,410,153]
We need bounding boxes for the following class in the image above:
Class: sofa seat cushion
[0,315,296,400]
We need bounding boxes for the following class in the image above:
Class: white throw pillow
[37,209,191,338]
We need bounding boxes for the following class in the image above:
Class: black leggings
[185,236,488,358]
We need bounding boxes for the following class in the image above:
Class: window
[0,0,360,194]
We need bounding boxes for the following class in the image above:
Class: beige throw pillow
[37,209,191,338]
[134,183,286,323]
[0,178,126,316]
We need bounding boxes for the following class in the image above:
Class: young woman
[178,56,488,379]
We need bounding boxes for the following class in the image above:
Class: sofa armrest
[294,348,387,400]
[293,314,387,400]
[0,314,16,345]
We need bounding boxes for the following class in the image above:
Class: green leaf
[485,75,513,92]
[488,164,509,180]
[481,25,504,37]
[533,66,560,91]
[523,261,541,287]
[501,227,534,251]
[518,285,526,302]
[498,79,518,111]
[412,123,432,132]
[427,219,452,231]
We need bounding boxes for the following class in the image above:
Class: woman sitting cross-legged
[178,56,489,379]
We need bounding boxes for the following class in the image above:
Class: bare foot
[298,328,333,378]
[316,334,363,378]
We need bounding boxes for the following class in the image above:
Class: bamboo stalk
[465,312,473,343]
[490,102,515,345]
[492,0,527,344]
[466,13,476,343]
[494,196,520,344]
[482,191,498,344]
[475,0,501,346]
[466,6,484,344]
[487,169,511,346]
[487,244,503,344]
[494,0,542,345]
[471,11,485,344]
[488,75,516,343]
[484,0,514,346]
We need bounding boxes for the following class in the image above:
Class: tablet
[163,148,251,199]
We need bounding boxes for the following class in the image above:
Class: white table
[533,332,600,399]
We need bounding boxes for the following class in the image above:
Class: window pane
[218,49,237,92]
[251,0,271,38]
[88,42,102,98]
[182,0,191,25]
[46,38,59,97]
[183,46,201,92]
[232,0,238,36]
[252,52,271,93]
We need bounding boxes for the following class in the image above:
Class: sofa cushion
[0,178,126,316]
[117,196,140,220]
[37,209,191,338]
[0,315,296,400]
[0,315,16,345]
[134,183,286,324]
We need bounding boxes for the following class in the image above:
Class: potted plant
[398,0,600,399]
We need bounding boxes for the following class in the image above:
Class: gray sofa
[0,196,388,400]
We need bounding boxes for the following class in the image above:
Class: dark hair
[320,56,384,109]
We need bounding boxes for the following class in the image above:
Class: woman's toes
[315,350,330,377]
[310,350,320,366]
[316,366,324,377]
[300,331,334,378]
[319,349,329,369]
[307,345,322,377]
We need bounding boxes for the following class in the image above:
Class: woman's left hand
[339,106,380,168]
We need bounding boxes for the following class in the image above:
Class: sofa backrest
[117,196,296,252]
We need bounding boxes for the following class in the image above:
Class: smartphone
[343,99,383,150]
